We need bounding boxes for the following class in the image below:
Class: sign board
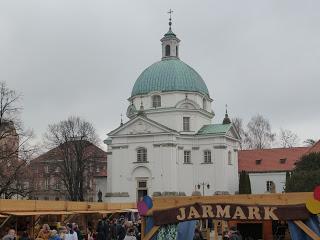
[153,203,310,226]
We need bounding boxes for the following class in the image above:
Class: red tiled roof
[238,147,309,172]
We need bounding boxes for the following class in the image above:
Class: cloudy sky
[1,0,319,149]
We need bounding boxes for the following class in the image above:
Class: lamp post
[196,182,210,196]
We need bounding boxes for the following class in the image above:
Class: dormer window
[280,158,287,164]
[256,159,262,165]
[152,95,161,108]
[165,45,170,56]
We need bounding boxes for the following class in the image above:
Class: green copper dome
[131,59,210,97]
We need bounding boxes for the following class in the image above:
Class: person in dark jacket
[116,219,126,240]
[96,220,106,240]
[102,217,110,240]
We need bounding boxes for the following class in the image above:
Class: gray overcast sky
[1,0,319,149]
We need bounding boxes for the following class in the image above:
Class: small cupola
[161,9,180,60]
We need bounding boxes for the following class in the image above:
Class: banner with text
[153,203,310,226]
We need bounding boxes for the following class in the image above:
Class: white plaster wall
[107,125,240,202]
[248,172,286,194]
[147,110,211,133]
[132,92,212,112]
[107,135,179,202]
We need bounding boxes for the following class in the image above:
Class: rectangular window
[266,181,273,192]
[204,150,212,163]
[44,179,49,190]
[44,165,49,173]
[183,117,190,131]
[138,180,147,188]
[184,151,191,164]
[137,148,147,162]
[55,181,60,190]
[152,95,161,108]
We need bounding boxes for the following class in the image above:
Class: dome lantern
[161,9,180,60]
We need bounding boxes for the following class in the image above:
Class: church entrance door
[137,179,148,201]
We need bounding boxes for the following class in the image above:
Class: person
[101,217,110,240]
[72,224,83,240]
[20,231,30,240]
[49,230,61,240]
[193,227,203,240]
[222,230,229,240]
[58,226,67,240]
[65,223,78,240]
[87,228,94,240]
[116,219,126,240]
[123,228,136,240]
[109,219,117,240]
[96,220,106,240]
[228,226,242,240]
[2,229,16,240]
[37,224,51,240]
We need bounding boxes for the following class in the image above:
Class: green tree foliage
[239,171,252,194]
[285,152,320,192]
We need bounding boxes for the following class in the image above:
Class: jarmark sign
[153,203,310,225]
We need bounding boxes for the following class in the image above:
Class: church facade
[105,21,240,202]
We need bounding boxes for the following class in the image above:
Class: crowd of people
[1,217,245,240]
[1,216,142,240]
[192,225,242,240]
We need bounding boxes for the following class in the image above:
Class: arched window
[203,98,206,110]
[137,147,147,162]
[228,151,232,165]
[176,46,179,57]
[152,95,161,108]
[165,45,170,56]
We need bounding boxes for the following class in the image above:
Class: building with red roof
[29,141,107,201]
[238,141,319,194]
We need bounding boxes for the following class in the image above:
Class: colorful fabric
[177,221,196,240]
[156,224,178,240]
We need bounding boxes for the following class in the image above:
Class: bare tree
[244,114,275,149]
[44,116,102,201]
[232,117,245,149]
[304,139,317,146]
[279,128,299,148]
[0,82,35,199]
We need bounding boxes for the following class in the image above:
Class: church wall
[147,111,211,133]
[175,136,239,196]
[106,135,178,202]
[132,92,211,112]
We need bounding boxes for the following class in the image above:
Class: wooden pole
[141,216,146,240]
[143,226,160,240]
[214,220,218,240]
[293,220,320,240]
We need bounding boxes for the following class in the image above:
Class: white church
[105,19,240,202]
